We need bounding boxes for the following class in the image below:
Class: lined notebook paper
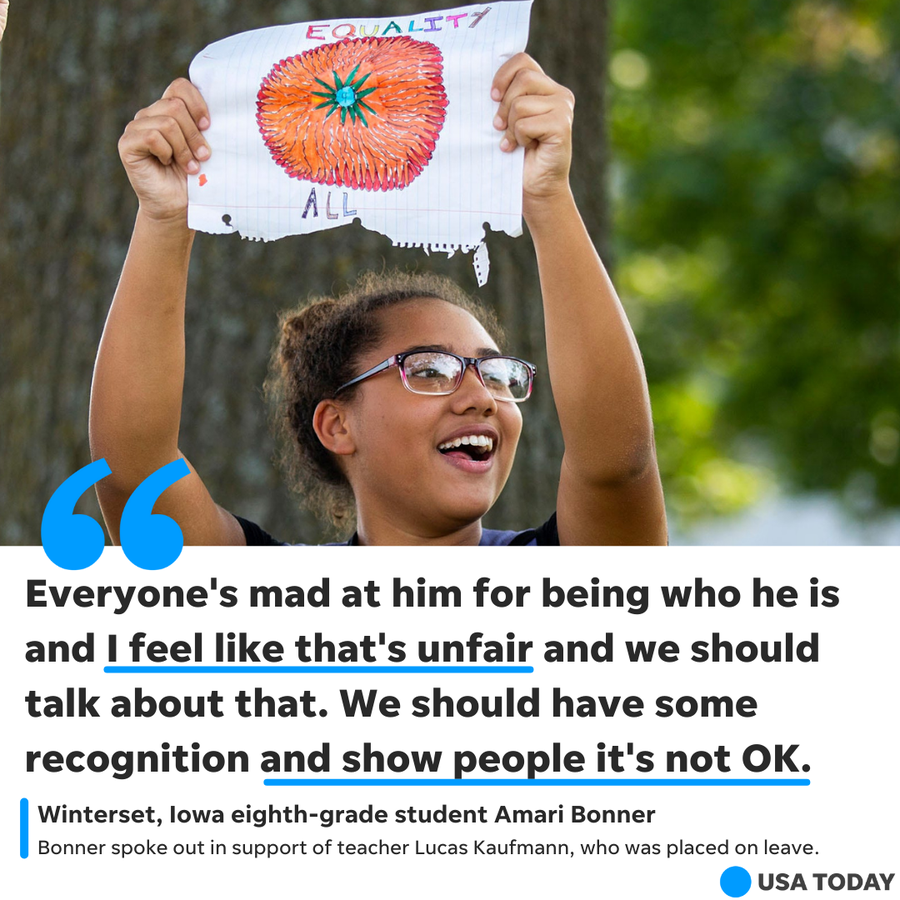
[187,2,533,284]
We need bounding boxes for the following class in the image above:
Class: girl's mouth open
[437,434,496,472]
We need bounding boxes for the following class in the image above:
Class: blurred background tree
[609,0,900,532]
[2,0,898,544]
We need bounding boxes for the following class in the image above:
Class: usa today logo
[720,867,895,895]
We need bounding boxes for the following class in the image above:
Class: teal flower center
[336,86,357,108]
[311,63,378,127]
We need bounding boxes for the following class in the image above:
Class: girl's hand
[0,1,9,42]
[118,78,211,224]
[492,53,574,209]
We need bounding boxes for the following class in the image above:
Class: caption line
[20,798,28,859]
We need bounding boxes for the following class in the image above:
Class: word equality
[304,9,493,42]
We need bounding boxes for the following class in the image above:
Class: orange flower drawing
[257,36,448,192]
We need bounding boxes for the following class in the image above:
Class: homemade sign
[187,3,534,284]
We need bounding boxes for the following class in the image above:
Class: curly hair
[266,271,504,533]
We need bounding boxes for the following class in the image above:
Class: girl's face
[339,299,524,541]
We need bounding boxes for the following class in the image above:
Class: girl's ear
[313,399,356,456]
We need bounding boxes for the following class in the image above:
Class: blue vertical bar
[20,798,28,858]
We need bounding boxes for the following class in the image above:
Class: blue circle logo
[721,866,752,897]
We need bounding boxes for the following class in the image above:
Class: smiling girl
[90,53,667,546]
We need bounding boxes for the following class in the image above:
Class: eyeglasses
[334,350,536,402]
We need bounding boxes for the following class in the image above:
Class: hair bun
[279,299,339,364]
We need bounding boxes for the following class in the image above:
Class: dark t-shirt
[235,514,559,546]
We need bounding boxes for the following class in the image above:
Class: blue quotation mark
[41,459,190,570]
[721,866,752,897]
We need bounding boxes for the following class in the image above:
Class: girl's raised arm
[493,55,667,545]
[90,79,244,545]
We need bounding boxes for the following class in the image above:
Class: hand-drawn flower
[257,36,448,192]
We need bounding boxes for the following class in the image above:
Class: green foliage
[611,0,900,524]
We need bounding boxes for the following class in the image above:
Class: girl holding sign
[90,54,667,546]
